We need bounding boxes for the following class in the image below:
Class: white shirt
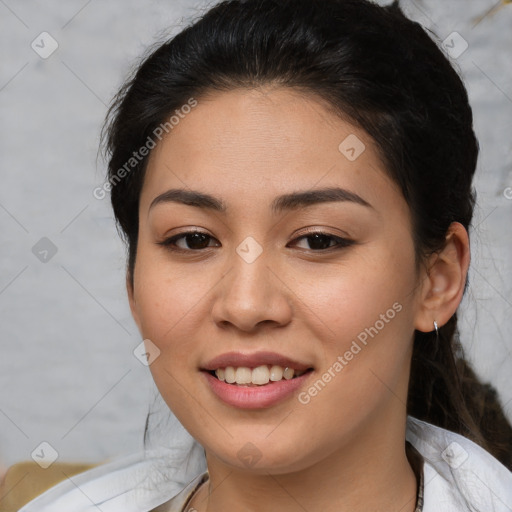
[18,416,512,511]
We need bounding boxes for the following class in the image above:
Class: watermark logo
[236,236,263,264]
[31,32,58,59]
[31,441,59,469]
[32,237,58,263]
[237,442,263,468]
[441,441,468,469]
[133,339,161,366]
[442,32,468,59]
[338,134,366,161]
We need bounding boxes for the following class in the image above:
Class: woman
[19,0,512,510]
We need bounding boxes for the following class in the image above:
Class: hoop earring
[433,320,439,337]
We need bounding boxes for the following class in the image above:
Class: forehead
[140,87,404,217]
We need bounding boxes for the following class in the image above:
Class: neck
[191,413,418,512]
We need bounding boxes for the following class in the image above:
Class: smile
[212,365,309,386]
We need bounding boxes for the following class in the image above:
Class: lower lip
[202,370,313,409]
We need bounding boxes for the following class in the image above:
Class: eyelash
[157,229,355,253]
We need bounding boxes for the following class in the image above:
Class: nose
[211,246,293,333]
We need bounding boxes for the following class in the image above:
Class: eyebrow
[148,187,373,214]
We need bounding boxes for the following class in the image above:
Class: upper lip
[201,351,313,372]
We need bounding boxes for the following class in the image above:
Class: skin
[127,87,470,512]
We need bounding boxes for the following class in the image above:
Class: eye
[157,229,354,253]
[157,230,220,251]
[289,231,354,251]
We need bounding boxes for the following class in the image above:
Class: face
[128,87,425,474]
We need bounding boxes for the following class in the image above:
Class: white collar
[20,416,512,512]
[406,416,512,511]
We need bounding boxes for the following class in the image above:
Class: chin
[203,432,322,475]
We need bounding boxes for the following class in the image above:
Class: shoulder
[406,415,512,512]
[19,420,512,511]
[18,445,207,512]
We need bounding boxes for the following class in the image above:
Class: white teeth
[252,365,270,385]
[283,367,294,380]
[214,365,307,386]
[224,366,236,383]
[269,365,283,381]
[235,367,252,384]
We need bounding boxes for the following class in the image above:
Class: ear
[414,222,470,333]
[126,272,142,334]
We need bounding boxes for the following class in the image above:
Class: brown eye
[158,230,353,253]
[158,231,220,251]
[289,232,354,251]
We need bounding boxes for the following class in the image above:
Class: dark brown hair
[102,0,512,468]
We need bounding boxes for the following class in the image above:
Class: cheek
[294,244,415,344]
[133,247,213,346]
[296,241,417,396]
[292,270,415,454]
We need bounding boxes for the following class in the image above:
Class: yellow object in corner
[0,461,99,512]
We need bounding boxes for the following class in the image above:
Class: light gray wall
[0,0,511,471]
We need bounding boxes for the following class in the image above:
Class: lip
[202,369,314,409]
[201,351,312,372]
